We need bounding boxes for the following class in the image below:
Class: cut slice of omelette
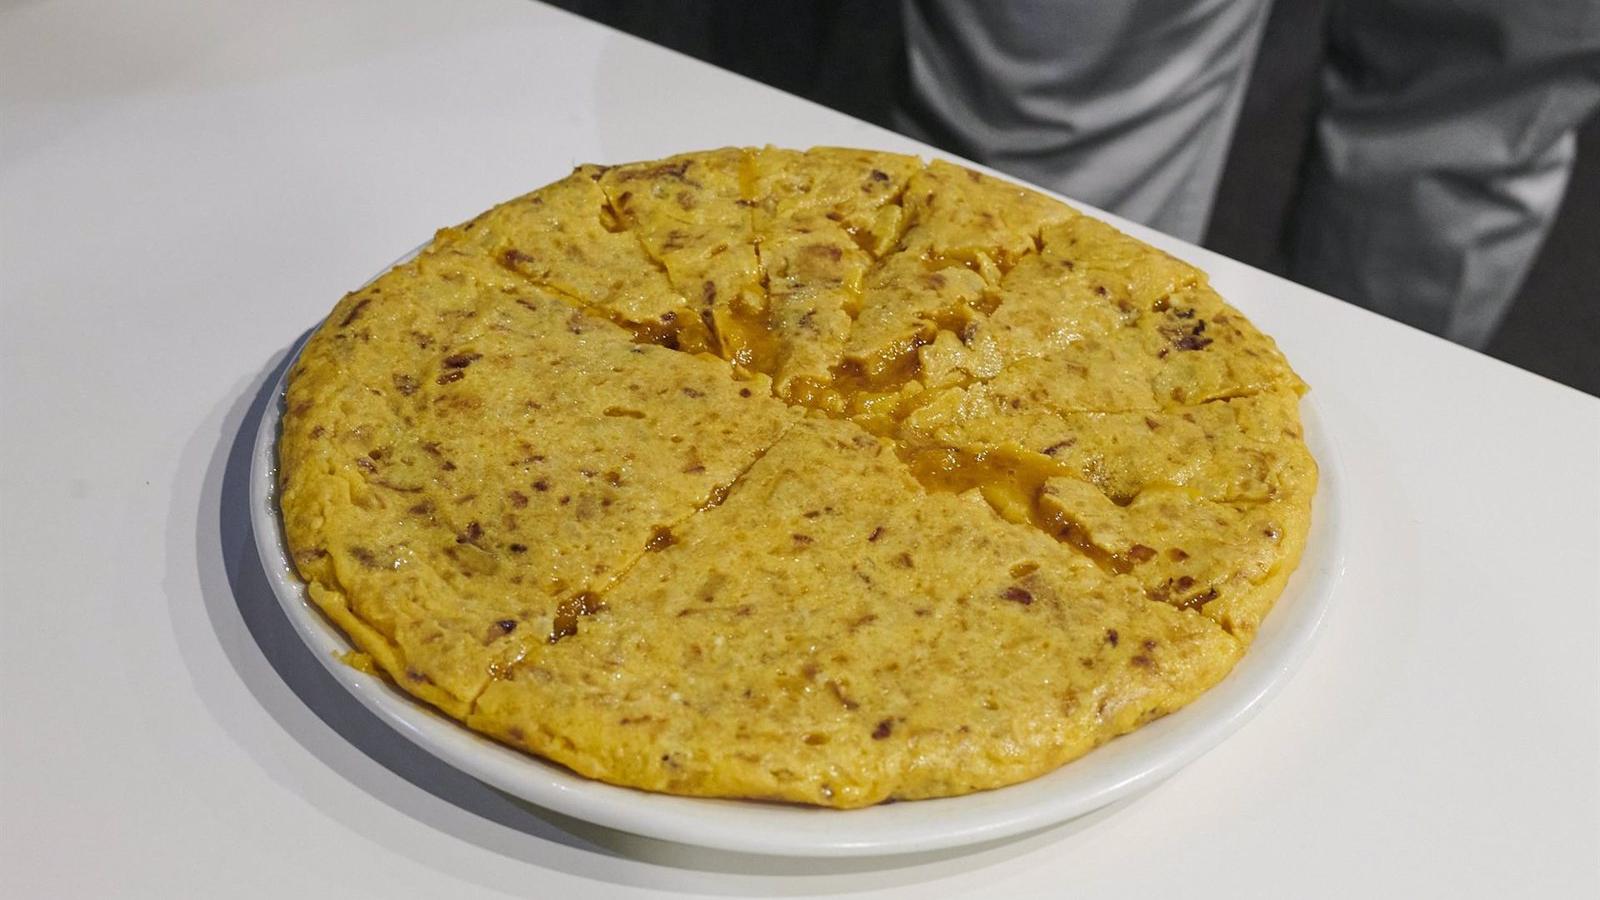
[748,147,918,394]
[1035,477,1308,638]
[752,146,919,252]
[901,390,1315,506]
[902,216,1303,412]
[901,159,1079,278]
[440,166,706,349]
[280,248,795,716]
[896,390,1313,637]
[830,160,1077,396]
[470,420,1239,807]
[280,146,1316,806]
[597,149,770,367]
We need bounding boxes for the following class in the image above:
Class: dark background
[551,0,1597,397]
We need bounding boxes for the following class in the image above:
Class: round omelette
[278,147,1316,808]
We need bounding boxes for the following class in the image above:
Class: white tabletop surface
[3,0,1597,896]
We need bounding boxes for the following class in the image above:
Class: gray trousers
[894,0,1600,348]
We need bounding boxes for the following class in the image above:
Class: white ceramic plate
[250,270,1346,858]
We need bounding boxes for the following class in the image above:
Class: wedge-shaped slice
[902,312,1297,415]
[1036,476,1311,639]
[843,254,991,381]
[751,147,918,393]
[757,224,870,395]
[897,391,1315,638]
[438,166,702,347]
[1026,217,1300,402]
[943,327,1292,413]
[470,419,1239,808]
[1036,212,1296,370]
[280,249,796,717]
[901,159,1079,279]
[820,162,1078,401]
[753,146,919,252]
[598,149,771,366]
[774,257,996,435]
[911,251,1116,386]
[902,391,1316,507]
[974,249,1128,362]
[908,216,1303,409]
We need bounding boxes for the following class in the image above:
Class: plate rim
[248,277,1347,860]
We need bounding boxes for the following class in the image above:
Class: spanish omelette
[278,147,1315,808]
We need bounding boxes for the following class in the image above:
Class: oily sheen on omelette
[277,147,1315,808]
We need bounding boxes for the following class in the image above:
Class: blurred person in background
[894,0,1600,350]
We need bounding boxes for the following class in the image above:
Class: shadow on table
[180,344,1140,894]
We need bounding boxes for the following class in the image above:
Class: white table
[4,0,1597,895]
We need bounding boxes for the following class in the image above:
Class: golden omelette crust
[279,147,1315,807]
